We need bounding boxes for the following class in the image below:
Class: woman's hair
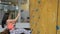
[1,12,10,28]
[1,29,10,34]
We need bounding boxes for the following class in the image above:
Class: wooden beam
[57,0,60,34]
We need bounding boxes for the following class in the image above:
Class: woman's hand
[15,12,20,21]
[18,12,20,16]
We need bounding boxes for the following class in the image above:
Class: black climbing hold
[21,10,24,12]
[56,26,59,30]
[27,17,30,19]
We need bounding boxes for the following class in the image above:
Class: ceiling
[1,0,28,5]
[1,0,18,5]
[1,0,18,3]
[9,0,18,2]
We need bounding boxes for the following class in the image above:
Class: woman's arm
[7,13,20,24]
[14,13,20,21]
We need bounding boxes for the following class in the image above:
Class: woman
[1,12,30,34]
[6,12,20,30]
[1,12,20,34]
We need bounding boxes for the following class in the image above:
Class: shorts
[10,28,31,34]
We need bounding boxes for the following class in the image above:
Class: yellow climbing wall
[30,0,58,34]
[30,0,39,34]
[57,0,60,34]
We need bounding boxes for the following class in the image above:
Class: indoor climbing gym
[0,0,60,34]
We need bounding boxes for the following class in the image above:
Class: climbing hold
[31,29,33,32]
[32,16,34,18]
[35,8,38,11]
[38,0,40,4]
[38,16,40,19]
[21,10,24,12]
[56,26,59,30]
[37,30,40,34]
[34,8,39,12]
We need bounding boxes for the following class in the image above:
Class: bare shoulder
[6,19,16,24]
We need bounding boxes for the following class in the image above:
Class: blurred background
[0,0,30,32]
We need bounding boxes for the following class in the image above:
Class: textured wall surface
[30,0,58,34]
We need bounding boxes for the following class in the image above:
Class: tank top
[7,22,15,30]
